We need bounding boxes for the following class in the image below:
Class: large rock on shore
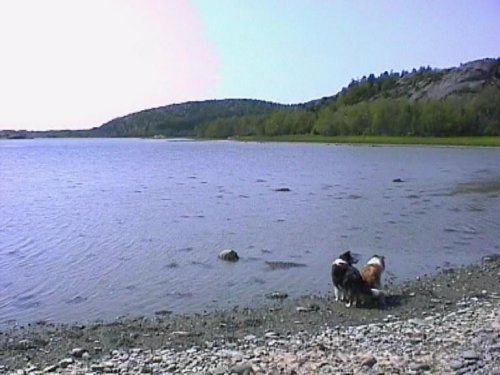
[218,249,239,262]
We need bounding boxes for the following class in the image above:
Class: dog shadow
[359,293,403,310]
[382,294,404,309]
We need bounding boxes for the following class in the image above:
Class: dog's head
[338,250,359,265]
[367,255,385,270]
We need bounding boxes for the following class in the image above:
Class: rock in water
[274,187,291,192]
[218,249,239,262]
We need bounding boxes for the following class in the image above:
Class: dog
[361,254,386,306]
[331,250,358,303]
[331,251,384,307]
[361,255,385,289]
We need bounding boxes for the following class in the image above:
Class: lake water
[1,138,500,325]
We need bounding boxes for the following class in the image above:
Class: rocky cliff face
[398,58,500,100]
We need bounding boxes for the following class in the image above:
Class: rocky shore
[1,255,499,374]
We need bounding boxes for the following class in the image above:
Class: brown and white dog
[361,255,385,305]
[361,255,385,289]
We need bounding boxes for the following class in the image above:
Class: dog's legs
[345,292,352,307]
[334,286,339,301]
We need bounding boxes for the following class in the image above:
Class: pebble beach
[1,255,499,374]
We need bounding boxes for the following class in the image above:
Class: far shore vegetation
[235,135,500,147]
[2,59,499,143]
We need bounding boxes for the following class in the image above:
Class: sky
[1,0,499,131]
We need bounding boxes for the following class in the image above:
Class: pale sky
[1,0,499,131]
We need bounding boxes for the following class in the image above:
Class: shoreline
[236,135,500,147]
[3,135,500,148]
[1,255,499,373]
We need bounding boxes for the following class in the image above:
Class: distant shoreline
[3,135,499,148]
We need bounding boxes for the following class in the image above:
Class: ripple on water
[165,292,193,299]
[65,296,88,304]
[347,194,363,200]
[2,139,500,325]
[14,294,41,310]
[453,240,471,246]
[190,261,213,269]
[466,205,485,212]
[406,194,420,199]
[250,277,266,285]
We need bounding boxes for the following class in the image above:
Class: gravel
[1,255,499,374]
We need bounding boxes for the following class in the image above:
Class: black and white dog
[331,251,383,307]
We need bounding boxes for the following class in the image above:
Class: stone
[462,350,480,360]
[211,367,228,375]
[90,363,105,371]
[229,362,255,374]
[16,339,35,350]
[264,332,278,339]
[171,331,191,337]
[296,304,320,313]
[218,249,239,262]
[360,354,377,368]
[71,347,87,358]
[58,358,74,368]
[449,360,464,370]
[42,364,58,373]
[409,362,431,371]
[489,343,500,352]
[81,352,91,360]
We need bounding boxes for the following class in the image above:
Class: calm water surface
[1,138,500,324]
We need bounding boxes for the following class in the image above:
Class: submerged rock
[265,291,288,300]
[265,261,306,270]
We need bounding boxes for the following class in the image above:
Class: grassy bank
[238,135,500,147]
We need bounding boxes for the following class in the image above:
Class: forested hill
[88,57,500,138]
[91,99,285,138]
[299,58,500,137]
[1,58,499,139]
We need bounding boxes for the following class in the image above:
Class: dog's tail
[369,288,385,297]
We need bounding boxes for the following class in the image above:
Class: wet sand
[1,254,499,373]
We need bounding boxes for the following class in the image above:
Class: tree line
[19,61,495,139]
[195,85,500,138]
